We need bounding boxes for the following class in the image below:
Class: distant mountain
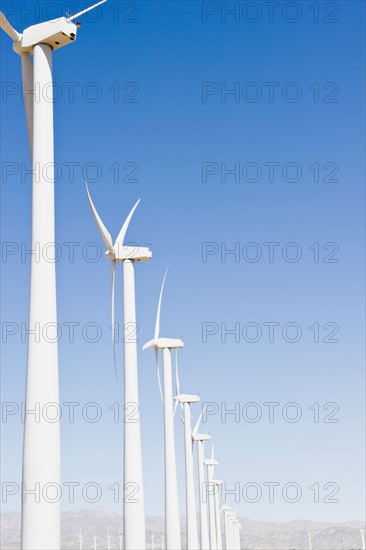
[1,509,364,549]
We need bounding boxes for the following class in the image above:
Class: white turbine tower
[205,447,219,550]
[79,528,83,550]
[361,528,366,550]
[192,409,211,550]
[212,480,223,550]
[107,529,111,550]
[174,393,200,550]
[220,505,231,550]
[86,186,151,549]
[143,270,182,549]
[93,536,97,550]
[0,2,107,549]
[307,530,312,550]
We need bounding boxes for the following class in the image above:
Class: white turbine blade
[173,350,183,417]
[85,182,113,250]
[68,0,108,21]
[211,445,214,461]
[154,267,168,341]
[0,11,21,42]
[114,198,140,251]
[155,348,164,403]
[21,53,33,158]
[111,261,118,380]
[193,405,207,435]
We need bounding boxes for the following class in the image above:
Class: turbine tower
[86,186,150,549]
[212,480,223,550]
[175,393,200,550]
[143,270,182,549]
[79,528,83,550]
[0,2,107,549]
[361,529,365,550]
[307,530,312,550]
[192,409,211,550]
[93,536,97,550]
[220,505,231,550]
[205,447,219,550]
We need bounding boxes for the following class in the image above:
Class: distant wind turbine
[175,392,200,550]
[79,528,83,550]
[205,447,219,550]
[93,535,97,550]
[86,185,151,549]
[107,529,111,550]
[143,269,182,549]
[192,409,211,550]
[221,505,231,550]
[212,480,223,550]
[0,2,107,548]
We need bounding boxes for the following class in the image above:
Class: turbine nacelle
[13,18,78,55]
[175,394,200,404]
[142,337,184,351]
[204,458,219,466]
[106,245,152,263]
[192,432,211,442]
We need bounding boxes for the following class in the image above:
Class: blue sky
[1,0,365,523]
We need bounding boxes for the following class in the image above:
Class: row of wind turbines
[1,1,242,549]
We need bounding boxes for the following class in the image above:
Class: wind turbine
[192,409,211,550]
[212,480,223,550]
[107,529,111,550]
[174,392,200,550]
[79,527,83,550]
[86,186,150,549]
[93,536,97,550]
[205,447,219,550]
[220,505,231,550]
[143,270,182,550]
[0,2,108,549]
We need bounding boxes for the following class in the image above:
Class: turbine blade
[193,404,207,435]
[21,53,33,158]
[114,199,140,253]
[68,0,108,21]
[173,350,183,417]
[111,261,118,380]
[155,348,164,403]
[154,267,168,341]
[0,11,21,42]
[211,445,214,461]
[85,182,113,250]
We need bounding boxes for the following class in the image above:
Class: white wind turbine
[205,447,219,550]
[174,390,200,550]
[86,186,151,549]
[93,535,98,550]
[107,529,111,550]
[79,527,83,550]
[212,480,223,550]
[143,270,182,549]
[0,2,107,549]
[192,409,211,550]
[220,505,231,550]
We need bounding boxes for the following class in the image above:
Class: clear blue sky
[1,0,365,523]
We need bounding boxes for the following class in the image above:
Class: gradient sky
[1,0,365,523]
